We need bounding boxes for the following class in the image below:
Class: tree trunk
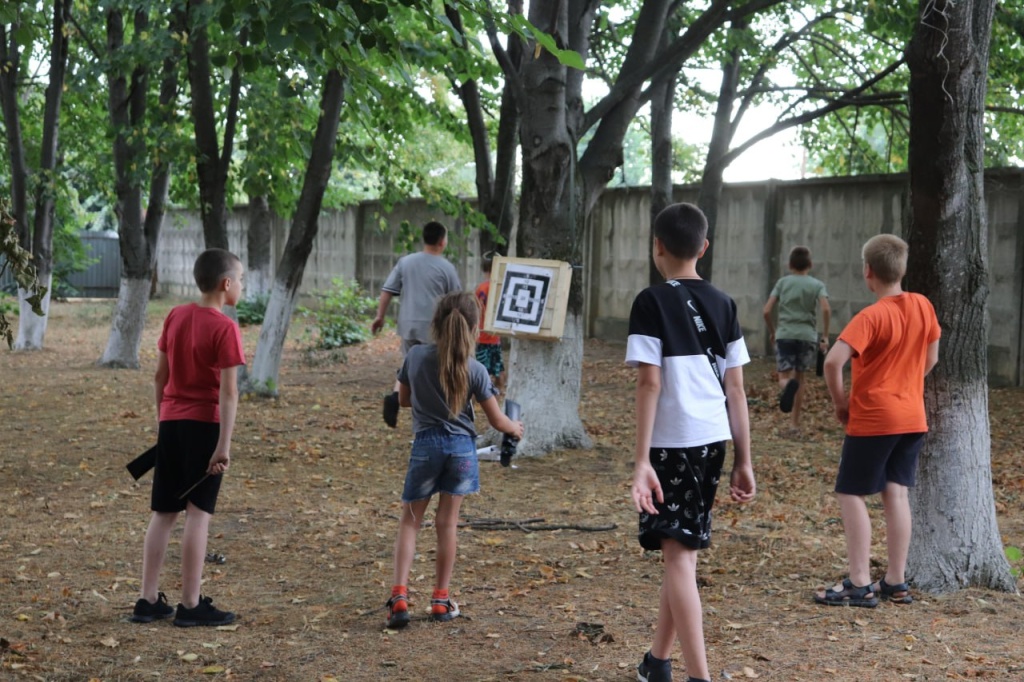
[16,0,69,350]
[695,23,743,282]
[0,22,30,252]
[904,0,1015,593]
[648,28,675,287]
[99,9,177,368]
[246,69,346,395]
[247,195,273,297]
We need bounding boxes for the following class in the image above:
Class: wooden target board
[482,256,572,341]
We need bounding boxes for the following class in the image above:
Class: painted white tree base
[98,277,151,368]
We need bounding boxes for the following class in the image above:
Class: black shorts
[835,433,925,496]
[152,420,223,515]
[638,442,726,551]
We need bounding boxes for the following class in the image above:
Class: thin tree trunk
[247,194,273,297]
[904,0,1015,593]
[648,28,675,287]
[100,9,178,368]
[16,0,69,350]
[695,22,743,282]
[245,69,346,395]
[0,21,29,252]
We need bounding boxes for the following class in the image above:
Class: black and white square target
[494,264,553,334]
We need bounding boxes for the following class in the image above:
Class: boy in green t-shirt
[762,246,831,434]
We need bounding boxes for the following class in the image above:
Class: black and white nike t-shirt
[625,278,750,449]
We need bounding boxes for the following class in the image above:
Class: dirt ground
[1,298,1023,682]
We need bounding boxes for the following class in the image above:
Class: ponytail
[431,292,479,419]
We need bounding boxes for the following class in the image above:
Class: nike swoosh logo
[686,299,698,313]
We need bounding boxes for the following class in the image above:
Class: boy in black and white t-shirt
[626,203,756,682]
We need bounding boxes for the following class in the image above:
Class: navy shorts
[638,442,726,551]
[776,339,816,373]
[401,427,480,503]
[835,433,925,496]
[152,420,223,515]
[475,343,504,378]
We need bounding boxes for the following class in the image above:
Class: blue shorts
[775,339,816,373]
[835,433,925,496]
[401,428,480,502]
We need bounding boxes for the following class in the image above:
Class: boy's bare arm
[631,364,662,514]
[824,340,853,424]
[724,365,755,502]
[819,297,832,346]
[154,352,169,425]
[209,366,239,475]
[398,381,412,407]
[371,291,394,334]
[762,296,777,341]
[925,339,939,375]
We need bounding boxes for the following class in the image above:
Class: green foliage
[236,293,270,326]
[301,279,377,350]
[0,199,47,348]
[1006,546,1023,578]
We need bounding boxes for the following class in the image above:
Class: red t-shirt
[158,303,246,423]
[839,292,940,436]
[475,280,500,346]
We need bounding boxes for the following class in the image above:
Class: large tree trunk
[247,195,273,297]
[100,10,178,368]
[16,0,69,350]
[246,70,346,395]
[0,21,30,252]
[904,0,1015,593]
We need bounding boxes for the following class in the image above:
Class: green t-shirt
[770,274,828,343]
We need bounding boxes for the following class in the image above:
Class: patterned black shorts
[475,343,504,377]
[638,442,726,551]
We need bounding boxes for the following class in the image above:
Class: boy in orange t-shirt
[815,234,940,608]
[474,257,505,393]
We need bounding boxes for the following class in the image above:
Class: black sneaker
[637,650,672,682]
[779,378,799,413]
[173,596,236,627]
[383,392,400,428]
[131,592,175,623]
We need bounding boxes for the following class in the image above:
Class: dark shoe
[173,596,236,627]
[779,379,799,413]
[814,578,878,608]
[383,392,399,428]
[637,650,672,682]
[429,597,460,622]
[131,592,175,623]
[386,594,410,629]
[874,577,913,604]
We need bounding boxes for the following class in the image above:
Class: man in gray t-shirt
[372,221,462,427]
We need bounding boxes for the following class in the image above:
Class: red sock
[390,585,408,612]
[431,589,449,610]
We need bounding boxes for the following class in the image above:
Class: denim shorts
[401,428,480,502]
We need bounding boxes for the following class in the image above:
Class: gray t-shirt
[398,344,497,437]
[770,273,829,343]
[381,252,462,343]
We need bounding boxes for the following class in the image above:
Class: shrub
[236,293,270,326]
[302,279,376,350]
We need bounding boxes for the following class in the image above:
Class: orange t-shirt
[840,292,940,436]
[475,280,500,346]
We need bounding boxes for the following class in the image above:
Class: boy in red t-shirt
[815,234,940,608]
[131,248,246,627]
[475,257,505,393]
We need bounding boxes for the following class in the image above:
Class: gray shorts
[775,339,816,373]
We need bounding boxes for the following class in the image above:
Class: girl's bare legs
[181,502,212,608]
[392,497,432,586]
[140,511,178,602]
[433,493,464,591]
[655,539,709,680]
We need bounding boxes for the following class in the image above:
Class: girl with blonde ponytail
[384,291,524,630]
